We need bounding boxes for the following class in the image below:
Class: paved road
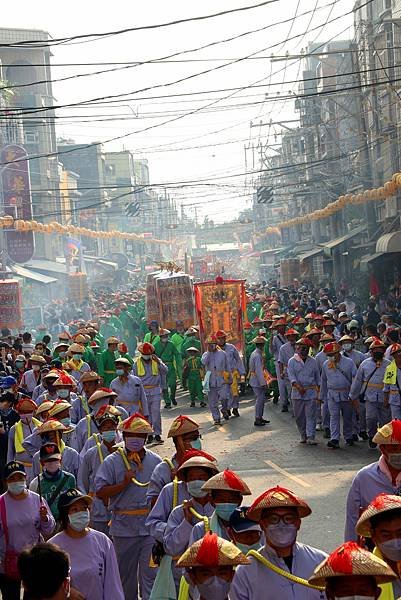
[155,389,378,553]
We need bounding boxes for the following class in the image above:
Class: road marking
[264,460,311,488]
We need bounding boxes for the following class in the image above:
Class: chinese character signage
[1,144,35,263]
[0,280,23,329]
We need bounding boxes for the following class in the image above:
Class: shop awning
[376,231,401,253]
[11,265,58,284]
[25,259,68,275]
[298,247,323,261]
[323,225,365,256]
[359,252,385,272]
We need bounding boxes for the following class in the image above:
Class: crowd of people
[2,282,401,598]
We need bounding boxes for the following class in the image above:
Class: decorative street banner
[194,278,246,352]
[0,279,23,329]
[146,271,195,329]
[155,272,195,330]
[0,144,34,263]
[145,271,161,324]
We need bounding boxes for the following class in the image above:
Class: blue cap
[229,507,262,533]
[4,461,25,479]
[0,376,17,389]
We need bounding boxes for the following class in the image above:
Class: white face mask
[335,596,376,600]
[342,344,352,352]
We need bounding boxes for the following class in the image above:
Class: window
[24,131,38,143]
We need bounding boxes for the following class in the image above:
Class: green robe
[154,340,182,381]
[181,336,201,359]
[109,315,123,338]
[144,332,160,346]
[120,310,136,354]
[98,348,118,387]
[83,345,97,370]
[182,356,204,402]
[171,332,186,354]
[99,322,118,342]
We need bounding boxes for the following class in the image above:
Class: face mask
[161,338,168,344]
[20,413,33,424]
[32,364,40,372]
[116,369,125,376]
[59,352,66,359]
[190,438,202,451]
[187,480,208,498]
[102,430,116,443]
[2,389,13,394]
[125,437,145,452]
[57,389,70,399]
[45,460,61,474]
[142,355,151,361]
[328,355,336,363]
[73,354,82,361]
[68,510,90,532]
[343,344,352,352]
[378,537,401,561]
[15,361,24,369]
[236,541,261,554]
[59,417,71,427]
[387,453,401,469]
[334,597,376,600]
[8,481,26,495]
[196,576,231,600]
[214,502,238,521]
[372,352,384,361]
[265,523,297,548]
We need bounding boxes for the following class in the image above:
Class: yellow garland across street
[247,550,325,590]
[254,171,401,238]
[0,214,176,246]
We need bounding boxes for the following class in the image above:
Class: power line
[0,0,339,92]
[0,0,279,48]
[0,0,368,119]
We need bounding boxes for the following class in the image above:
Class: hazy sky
[3,0,354,222]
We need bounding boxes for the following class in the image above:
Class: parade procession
[6,0,401,599]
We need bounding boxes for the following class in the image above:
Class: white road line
[264,459,311,488]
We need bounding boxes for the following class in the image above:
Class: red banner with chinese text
[0,279,23,329]
[194,279,246,352]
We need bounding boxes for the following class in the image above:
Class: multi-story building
[57,141,108,254]
[58,166,80,227]
[0,28,60,259]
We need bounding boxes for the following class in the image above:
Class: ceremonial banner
[0,144,35,263]
[68,272,88,303]
[145,271,161,324]
[0,279,23,329]
[155,272,195,330]
[194,278,246,351]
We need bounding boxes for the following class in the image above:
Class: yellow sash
[135,357,159,377]
[68,359,84,371]
[384,361,397,385]
[373,547,395,600]
[15,418,41,454]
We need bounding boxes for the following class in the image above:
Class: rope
[94,434,104,464]
[247,550,325,591]
[162,457,179,508]
[118,447,149,487]
[189,507,210,532]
